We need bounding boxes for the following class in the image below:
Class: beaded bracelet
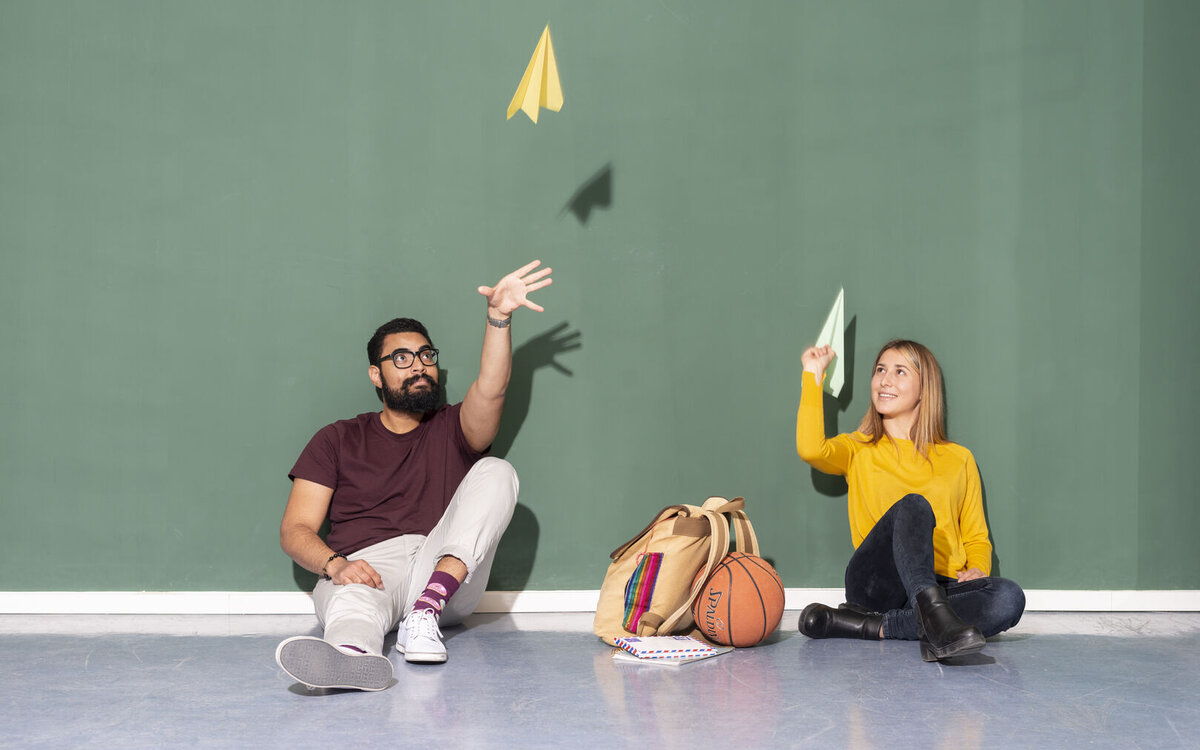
[321,552,347,580]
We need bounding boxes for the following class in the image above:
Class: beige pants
[312,457,518,655]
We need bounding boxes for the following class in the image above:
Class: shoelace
[409,609,441,640]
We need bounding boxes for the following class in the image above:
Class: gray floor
[2,612,1198,749]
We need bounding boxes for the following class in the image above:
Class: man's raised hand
[477,260,553,317]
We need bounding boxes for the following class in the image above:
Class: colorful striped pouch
[622,552,663,632]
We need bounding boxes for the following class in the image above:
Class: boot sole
[276,636,393,690]
[919,630,987,662]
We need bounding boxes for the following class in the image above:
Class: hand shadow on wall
[810,315,857,498]
[489,322,583,590]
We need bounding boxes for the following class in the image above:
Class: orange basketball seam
[694,553,784,647]
[727,554,769,642]
[741,554,785,593]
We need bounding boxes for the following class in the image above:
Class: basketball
[692,552,785,647]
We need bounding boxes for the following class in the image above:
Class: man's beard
[382,374,443,414]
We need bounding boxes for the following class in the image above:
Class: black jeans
[844,494,1025,640]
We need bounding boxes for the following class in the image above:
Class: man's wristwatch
[486,314,511,328]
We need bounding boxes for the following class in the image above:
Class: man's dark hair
[368,318,434,402]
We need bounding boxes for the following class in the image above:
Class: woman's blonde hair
[856,339,947,456]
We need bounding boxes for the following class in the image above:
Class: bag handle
[730,509,759,556]
[655,506,730,635]
[701,496,759,555]
[701,495,744,514]
[612,498,752,560]
[608,504,689,560]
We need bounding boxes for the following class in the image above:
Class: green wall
[1138,0,1200,589]
[2,1,1196,592]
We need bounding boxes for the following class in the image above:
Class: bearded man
[274,260,552,691]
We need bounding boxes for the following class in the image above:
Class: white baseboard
[793,589,1200,612]
[1,589,1198,615]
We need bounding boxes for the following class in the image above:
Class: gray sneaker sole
[276,636,393,691]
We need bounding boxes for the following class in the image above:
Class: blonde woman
[796,340,1024,661]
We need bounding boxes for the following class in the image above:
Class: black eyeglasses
[377,347,439,369]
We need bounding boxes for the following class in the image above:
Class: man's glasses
[377,347,439,369]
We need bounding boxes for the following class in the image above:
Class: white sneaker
[275,636,393,691]
[398,608,447,663]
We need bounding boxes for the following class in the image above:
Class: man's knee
[474,456,518,482]
[469,457,519,510]
[445,457,518,540]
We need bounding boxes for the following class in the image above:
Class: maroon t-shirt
[289,403,485,555]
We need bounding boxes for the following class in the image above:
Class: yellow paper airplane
[507,25,563,123]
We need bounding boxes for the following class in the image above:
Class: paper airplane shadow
[562,163,612,225]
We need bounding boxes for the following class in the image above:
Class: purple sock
[413,571,460,617]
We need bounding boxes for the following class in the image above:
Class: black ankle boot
[838,602,880,617]
[799,603,882,640]
[913,585,986,661]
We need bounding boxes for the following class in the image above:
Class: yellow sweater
[796,371,993,578]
